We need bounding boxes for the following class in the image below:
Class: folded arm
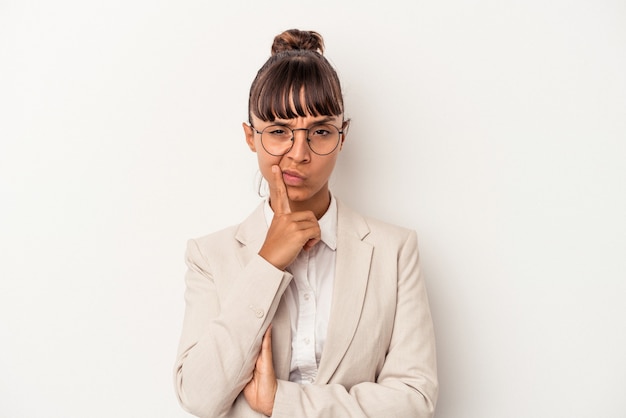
[173,239,292,417]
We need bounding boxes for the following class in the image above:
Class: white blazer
[174,199,438,417]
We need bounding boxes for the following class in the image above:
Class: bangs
[249,54,343,122]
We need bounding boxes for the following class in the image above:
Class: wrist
[258,249,288,271]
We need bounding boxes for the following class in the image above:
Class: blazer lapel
[234,201,292,381]
[234,202,267,267]
[316,200,372,383]
[234,199,373,383]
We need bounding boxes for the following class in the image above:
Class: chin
[286,189,310,202]
[287,186,314,202]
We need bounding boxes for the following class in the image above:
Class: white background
[1,1,625,417]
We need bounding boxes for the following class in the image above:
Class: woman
[174,29,438,417]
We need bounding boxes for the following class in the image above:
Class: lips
[282,169,305,186]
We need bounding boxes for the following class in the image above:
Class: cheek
[256,152,281,180]
[319,157,339,178]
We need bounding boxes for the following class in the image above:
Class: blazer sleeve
[271,230,438,417]
[173,238,292,418]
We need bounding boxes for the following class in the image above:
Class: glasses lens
[261,125,293,156]
[308,124,340,155]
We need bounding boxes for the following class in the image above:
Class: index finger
[269,165,291,215]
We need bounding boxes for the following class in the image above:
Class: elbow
[174,365,204,417]
[174,363,230,418]
[418,377,439,418]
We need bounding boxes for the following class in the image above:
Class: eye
[310,125,334,137]
[265,126,291,138]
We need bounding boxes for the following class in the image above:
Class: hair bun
[271,29,325,55]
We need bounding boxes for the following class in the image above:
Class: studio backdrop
[1,0,625,417]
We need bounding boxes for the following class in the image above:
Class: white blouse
[263,195,337,384]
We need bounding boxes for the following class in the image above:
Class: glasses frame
[250,121,347,156]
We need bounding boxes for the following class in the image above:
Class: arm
[270,230,438,417]
[173,238,292,418]
[175,166,322,417]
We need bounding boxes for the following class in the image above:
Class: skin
[241,112,347,415]
[242,325,277,416]
[243,113,348,269]
[244,114,346,219]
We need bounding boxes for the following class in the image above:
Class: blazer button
[255,309,264,318]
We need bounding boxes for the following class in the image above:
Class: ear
[242,122,257,152]
[339,119,350,150]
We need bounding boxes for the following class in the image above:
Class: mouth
[282,169,305,186]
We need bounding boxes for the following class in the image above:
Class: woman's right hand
[258,165,321,270]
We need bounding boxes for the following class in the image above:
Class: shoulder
[337,199,415,236]
[192,223,239,245]
[183,224,241,271]
[187,201,266,256]
[190,223,239,250]
[336,198,417,246]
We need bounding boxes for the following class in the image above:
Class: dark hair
[248,29,344,123]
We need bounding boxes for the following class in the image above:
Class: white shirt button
[304,337,310,345]
[304,293,311,301]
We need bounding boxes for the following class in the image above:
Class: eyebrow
[272,116,339,126]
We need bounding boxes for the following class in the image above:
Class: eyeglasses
[251,123,345,156]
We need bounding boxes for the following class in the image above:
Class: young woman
[174,29,438,417]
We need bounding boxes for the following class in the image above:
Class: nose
[285,128,311,162]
